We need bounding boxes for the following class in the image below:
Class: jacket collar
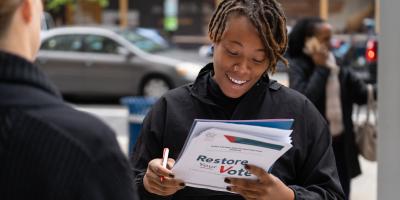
[189,63,282,119]
[0,50,62,106]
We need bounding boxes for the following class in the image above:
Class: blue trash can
[121,96,157,154]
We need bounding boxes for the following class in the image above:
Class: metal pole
[320,0,329,20]
[375,0,380,33]
[378,0,400,199]
[119,0,129,28]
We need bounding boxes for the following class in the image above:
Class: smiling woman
[130,0,345,200]
[212,15,275,98]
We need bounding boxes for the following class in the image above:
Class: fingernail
[224,178,231,184]
[244,164,251,170]
[226,186,231,191]
[169,173,175,178]
[179,182,185,187]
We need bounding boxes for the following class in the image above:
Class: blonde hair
[0,0,23,37]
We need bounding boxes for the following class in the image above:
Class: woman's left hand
[225,164,295,200]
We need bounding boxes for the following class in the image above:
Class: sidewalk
[351,157,377,200]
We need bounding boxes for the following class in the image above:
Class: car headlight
[176,62,203,81]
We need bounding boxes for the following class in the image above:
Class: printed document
[172,119,293,192]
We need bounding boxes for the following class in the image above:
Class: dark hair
[0,0,23,38]
[208,0,288,74]
[287,17,324,58]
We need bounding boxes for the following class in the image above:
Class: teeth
[228,75,248,85]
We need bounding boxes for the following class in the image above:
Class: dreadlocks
[208,0,288,74]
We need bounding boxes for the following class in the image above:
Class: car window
[117,30,168,53]
[41,35,83,52]
[83,35,120,54]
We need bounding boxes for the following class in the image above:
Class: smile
[226,74,249,85]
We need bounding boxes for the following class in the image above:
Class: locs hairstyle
[208,0,288,74]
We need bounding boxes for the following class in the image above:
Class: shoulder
[164,84,192,99]
[24,104,121,160]
[269,82,308,107]
[268,82,326,124]
[158,84,193,106]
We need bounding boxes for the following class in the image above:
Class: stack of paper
[172,119,294,192]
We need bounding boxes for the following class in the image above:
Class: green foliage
[45,0,109,11]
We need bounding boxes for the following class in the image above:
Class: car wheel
[141,77,171,98]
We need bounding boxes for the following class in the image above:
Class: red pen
[160,148,169,182]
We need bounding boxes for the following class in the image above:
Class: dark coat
[288,55,369,180]
[0,51,138,200]
[131,63,344,200]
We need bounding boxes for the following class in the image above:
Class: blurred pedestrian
[131,0,344,199]
[0,0,138,199]
[287,17,376,199]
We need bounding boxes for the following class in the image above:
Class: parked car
[36,26,203,98]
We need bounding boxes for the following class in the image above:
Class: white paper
[172,119,293,192]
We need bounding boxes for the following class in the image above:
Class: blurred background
[38,1,379,199]
[40,0,378,100]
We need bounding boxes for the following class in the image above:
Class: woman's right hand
[310,45,329,67]
[143,158,185,196]
[304,37,329,66]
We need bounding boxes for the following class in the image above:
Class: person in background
[130,0,344,199]
[287,17,376,199]
[0,0,138,199]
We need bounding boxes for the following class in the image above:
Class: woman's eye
[253,58,264,64]
[226,50,239,56]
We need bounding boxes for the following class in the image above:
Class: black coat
[131,63,344,200]
[0,51,138,200]
[288,55,369,180]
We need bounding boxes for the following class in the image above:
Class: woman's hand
[310,45,329,67]
[143,158,185,196]
[304,37,329,67]
[225,164,295,200]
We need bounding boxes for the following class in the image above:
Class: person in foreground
[131,0,345,199]
[0,0,138,199]
[287,17,377,199]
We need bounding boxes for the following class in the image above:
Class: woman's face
[212,15,269,98]
[314,23,333,50]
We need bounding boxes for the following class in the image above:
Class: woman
[287,17,374,199]
[131,1,344,199]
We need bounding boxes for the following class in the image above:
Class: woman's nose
[234,60,250,74]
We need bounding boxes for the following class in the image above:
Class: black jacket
[131,63,344,200]
[288,55,369,179]
[0,51,138,200]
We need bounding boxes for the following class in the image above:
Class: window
[41,35,83,52]
[83,35,120,54]
[118,30,168,53]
